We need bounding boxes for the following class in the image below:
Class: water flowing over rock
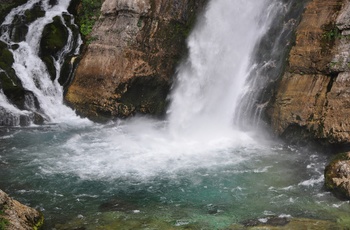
[0,189,44,229]
[0,0,84,126]
[65,0,207,121]
[269,0,350,145]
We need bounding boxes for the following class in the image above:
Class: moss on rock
[41,16,68,56]
[6,2,45,43]
[0,0,27,24]
[40,16,69,80]
[0,40,28,109]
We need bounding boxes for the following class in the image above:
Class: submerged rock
[0,189,44,230]
[325,152,350,199]
[230,217,342,230]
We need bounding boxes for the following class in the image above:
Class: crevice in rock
[326,73,337,94]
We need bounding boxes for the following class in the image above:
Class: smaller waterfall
[0,0,84,126]
[234,0,307,129]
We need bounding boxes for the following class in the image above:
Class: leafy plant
[78,0,103,37]
[321,23,341,54]
[0,210,9,230]
[323,27,341,41]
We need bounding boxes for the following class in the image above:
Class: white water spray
[36,0,284,180]
[167,0,279,137]
[0,0,86,125]
[2,0,282,179]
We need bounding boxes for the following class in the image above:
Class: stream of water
[1,0,350,229]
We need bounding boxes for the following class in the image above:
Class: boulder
[0,189,44,230]
[325,152,350,199]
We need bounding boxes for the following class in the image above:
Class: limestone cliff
[269,0,350,145]
[65,0,207,121]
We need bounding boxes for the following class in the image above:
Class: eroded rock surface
[270,0,350,145]
[325,152,350,199]
[66,0,207,121]
[0,189,43,230]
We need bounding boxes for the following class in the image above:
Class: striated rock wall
[65,0,207,121]
[269,0,350,145]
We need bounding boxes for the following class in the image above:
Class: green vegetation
[32,213,44,230]
[77,0,103,37]
[0,210,9,230]
[321,23,341,54]
[323,27,341,41]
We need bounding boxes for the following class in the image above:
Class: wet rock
[325,152,350,199]
[269,0,350,145]
[5,2,45,43]
[0,0,27,24]
[0,189,44,230]
[40,16,69,81]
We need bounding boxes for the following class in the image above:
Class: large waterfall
[168,0,280,136]
[1,1,348,229]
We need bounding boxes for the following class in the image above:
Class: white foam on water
[31,0,283,181]
[1,0,283,184]
[298,175,324,187]
[40,118,262,180]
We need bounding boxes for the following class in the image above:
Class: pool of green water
[0,122,349,229]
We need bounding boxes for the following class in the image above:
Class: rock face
[0,189,44,230]
[325,152,350,199]
[269,0,350,145]
[65,0,207,121]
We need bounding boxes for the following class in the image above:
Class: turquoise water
[1,120,349,229]
[0,1,346,228]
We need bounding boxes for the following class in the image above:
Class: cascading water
[1,0,350,229]
[235,1,308,129]
[0,0,85,125]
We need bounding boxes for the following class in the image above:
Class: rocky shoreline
[0,189,43,230]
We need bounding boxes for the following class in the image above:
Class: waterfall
[235,0,307,129]
[167,0,282,136]
[0,0,299,129]
[0,0,83,125]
